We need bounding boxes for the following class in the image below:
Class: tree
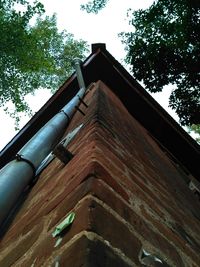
[0,0,88,124]
[81,0,200,126]
[81,0,108,14]
[188,124,200,144]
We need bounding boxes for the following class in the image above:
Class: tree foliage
[124,0,200,126]
[0,0,88,122]
[81,0,200,126]
[81,0,108,14]
[188,124,200,144]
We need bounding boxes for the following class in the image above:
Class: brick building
[0,44,200,266]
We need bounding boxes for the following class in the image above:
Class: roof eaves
[0,49,101,168]
[0,43,199,180]
[91,48,200,179]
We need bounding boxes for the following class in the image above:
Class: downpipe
[0,59,86,226]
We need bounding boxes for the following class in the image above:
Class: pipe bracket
[75,106,85,116]
[78,96,88,108]
[53,144,73,164]
[15,154,36,176]
[60,110,70,120]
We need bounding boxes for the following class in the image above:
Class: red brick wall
[0,81,200,266]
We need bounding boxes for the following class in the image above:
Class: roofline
[0,43,199,179]
[0,50,99,168]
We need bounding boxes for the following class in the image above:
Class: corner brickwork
[0,81,200,266]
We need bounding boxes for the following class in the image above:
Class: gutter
[0,59,86,226]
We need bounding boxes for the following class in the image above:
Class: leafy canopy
[188,124,200,144]
[81,0,108,14]
[81,0,200,126]
[0,0,88,123]
[124,0,200,126]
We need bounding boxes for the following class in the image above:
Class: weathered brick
[1,80,200,267]
[14,196,141,266]
[0,220,43,266]
[140,204,200,265]
[54,197,141,264]
[57,235,134,267]
[86,199,142,264]
[88,178,185,266]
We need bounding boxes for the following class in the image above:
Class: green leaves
[188,124,200,144]
[123,0,200,126]
[80,0,108,14]
[0,1,88,126]
[80,0,199,128]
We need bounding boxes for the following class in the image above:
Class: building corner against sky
[2,0,190,151]
[0,44,200,266]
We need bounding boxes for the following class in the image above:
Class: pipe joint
[73,58,82,67]
[59,110,70,120]
[15,154,36,177]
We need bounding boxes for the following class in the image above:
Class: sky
[0,0,182,150]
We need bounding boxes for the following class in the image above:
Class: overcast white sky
[0,0,181,150]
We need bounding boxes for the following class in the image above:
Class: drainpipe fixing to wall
[0,59,86,227]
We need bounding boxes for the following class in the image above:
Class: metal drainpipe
[0,59,86,226]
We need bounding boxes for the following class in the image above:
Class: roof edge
[0,43,199,180]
